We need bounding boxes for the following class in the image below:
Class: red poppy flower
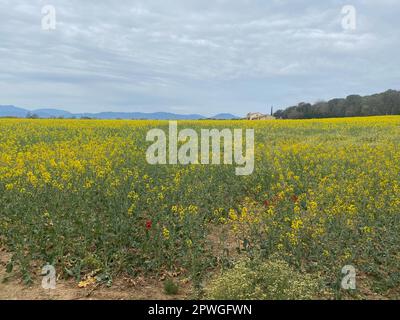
[291,195,299,203]
[145,220,152,230]
[264,200,270,207]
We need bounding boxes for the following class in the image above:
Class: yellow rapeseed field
[1,117,399,297]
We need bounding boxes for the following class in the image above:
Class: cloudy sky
[0,0,399,116]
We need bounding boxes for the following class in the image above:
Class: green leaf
[6,261,13,273]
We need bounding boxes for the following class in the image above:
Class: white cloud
[0,0,399,115]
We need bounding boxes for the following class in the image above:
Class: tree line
[274,89,400,119]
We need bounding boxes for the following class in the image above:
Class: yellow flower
[188,205,198,214]
[127,204,135,216]
[5,183,14,190]
[228,209,238,221]
[219,217,227,224]
[78,276,96,288]
[347,204,357,215]
[309,201,318,211]
[27,171,38,186]
[291,218,303,231]
[162,227,170,240]
[361,226,372,234]
[241,207,248,220]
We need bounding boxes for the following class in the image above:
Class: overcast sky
[0,0,399,116]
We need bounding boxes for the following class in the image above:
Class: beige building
[246,112,275,120]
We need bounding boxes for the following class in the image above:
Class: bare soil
[0,248,192,300]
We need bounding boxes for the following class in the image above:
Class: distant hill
[211,113,240,120]
[0,105,29,118]
[0,105,239,120]
[74,112,206,120]
[274,89,400,119]
[34,109,74,118]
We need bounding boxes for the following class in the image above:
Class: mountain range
[0,105,240,120]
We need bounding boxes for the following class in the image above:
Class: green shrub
[164,278,179,295]
[205,258,321,300]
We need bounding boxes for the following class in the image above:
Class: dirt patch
[207,224,239,261]
[0,248,192,300]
